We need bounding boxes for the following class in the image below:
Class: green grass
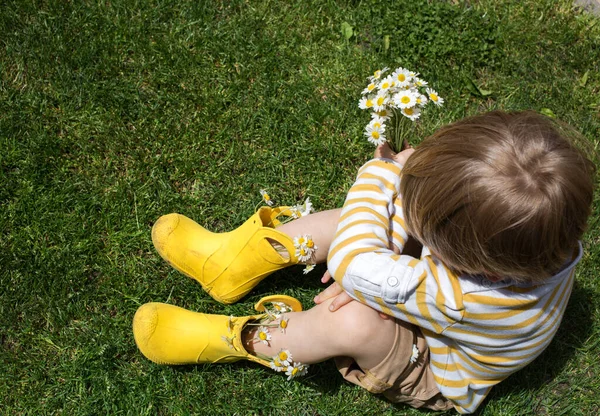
[1,0,599,414]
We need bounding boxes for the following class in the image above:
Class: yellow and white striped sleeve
[327,159,463,333]
[389,194,409,252]
[327,158,403,281]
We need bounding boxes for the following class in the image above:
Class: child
[133,110,595,414]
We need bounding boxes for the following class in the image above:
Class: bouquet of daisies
[359,67,443,152]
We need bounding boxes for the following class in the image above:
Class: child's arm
[327,153,464,333]
[375,143,413,255]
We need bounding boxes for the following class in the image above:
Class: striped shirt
[327,159,582,414]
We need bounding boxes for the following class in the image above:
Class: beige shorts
[335,319,454,412]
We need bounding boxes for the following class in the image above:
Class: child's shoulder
[423,242,582,298]
[456,241,583,300]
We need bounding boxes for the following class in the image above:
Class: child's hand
[316,270,392,320]
[320,270,332,284]
[314,280,354,311]
[374,142,415,166]
[315,270,354,311]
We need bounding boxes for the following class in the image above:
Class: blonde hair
[400,110,595,283]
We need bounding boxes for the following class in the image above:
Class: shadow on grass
[256,262,330,293]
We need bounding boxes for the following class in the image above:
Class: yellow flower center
[377,97,385,106]
[300,248,307,256]
[365,99,373,108]
[371,131,380,139]
[280,320,288,329]
[373,122,381,128]
[404,108,414,115]
[306,240,314,248]
[297,237,305,245]
[374,70,381,78]
[401,96,410,104]
[273,359,282,367]
[259,332,267,340]
[368,83,375,91]
[263,194,270,201]
[381,82,389,89]
[397,74,406,82]
[291,367,299,376]
[377,110,388,117]
[430,93,438,101]
[279,351,288,361]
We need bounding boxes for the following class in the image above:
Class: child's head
[400,110,595,283]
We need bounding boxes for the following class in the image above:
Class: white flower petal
[410,344,420,363]
[303,264,316,274]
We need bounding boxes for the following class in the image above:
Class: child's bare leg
[277,208,342,263]
[245,298,397,369]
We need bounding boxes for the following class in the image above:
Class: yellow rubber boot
[132,295,302,366]
[152,207,299,304]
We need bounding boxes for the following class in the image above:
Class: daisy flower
[260,189,273,206]
[289,208,301,219]
[292,197,312,218]
[359,66,444,149]
[392,67,412,88]
[415,94,428,107]
[278,316,289,333]
[372,90,390,112]
[414,77,428,87]
[362,82,377,95]
[377,75,395,93]
[303,264,316,274]
[293,234,317,262]
[368,115,386,131]
[255,326,271,345]
[426,88,444,106]
[293,235,306,247]
[364,124,386,146]
[401,106,421,121]
[226,315,235,332]
[393,90,418,109]
[410,344,420,364]
[358,95,375,110]
[369,67,389,81]
[271,302,292,314]
[285,362,309,380]
[275,349,293,366]
[221,335,236,350]
[304,235,317,251]
[270,358,285,372]
[373,109,392,120]
[295,246,312,262]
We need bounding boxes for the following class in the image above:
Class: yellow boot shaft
[152,207,299,303]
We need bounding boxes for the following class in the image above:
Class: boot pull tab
[254,295,303,313]
[267,206,294,227]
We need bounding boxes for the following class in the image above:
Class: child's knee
[322,300,394,348]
